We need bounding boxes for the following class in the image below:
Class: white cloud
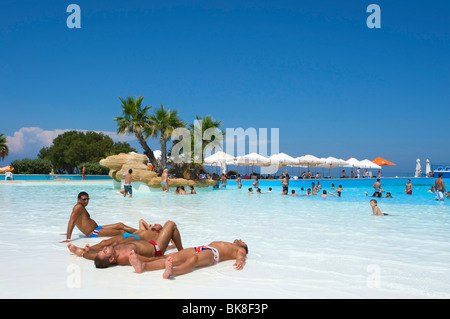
[5,127,138,160]
[7,127,69,154]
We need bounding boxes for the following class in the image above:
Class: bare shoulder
[72,203,85,215]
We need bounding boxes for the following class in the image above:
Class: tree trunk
[160,135,168,170]
[135,131,161,174]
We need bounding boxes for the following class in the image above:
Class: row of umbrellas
[415,158,432,177]
[145,150,396,176]
[203,152,396,170]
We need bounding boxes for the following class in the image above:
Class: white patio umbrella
[345,157,364,168]
[203,151,236,175]
[268,153,299,168]
[296,155,325,177]
[415,158,422,177]
[236,153,270,165]
[360,159,381,170]
[297,155,324,167]
[426,159,431,176]
[267,153,299,177]
[318,157,347,167]
[203,151,236,165]
[318,157,347,177]
[236,153,270,175]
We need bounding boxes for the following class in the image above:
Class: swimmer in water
[370,199,387,216]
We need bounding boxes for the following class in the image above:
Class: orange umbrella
[0,165,14,172]
[372,157,396,166]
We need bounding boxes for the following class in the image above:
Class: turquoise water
[0,178,449,298]
[2,174,112,181]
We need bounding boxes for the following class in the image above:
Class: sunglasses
[80,197,90,201]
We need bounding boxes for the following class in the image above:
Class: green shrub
[77,162,109,175]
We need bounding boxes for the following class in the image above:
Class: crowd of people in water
[62,171,448,278]
[213,171,448,216]
[117,169,447,218]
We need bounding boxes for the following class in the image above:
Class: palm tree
[190,115,224,159]
[0,133,9,161]
[178,115,224,179]
[148,104,186,171]
[114,96,160,172]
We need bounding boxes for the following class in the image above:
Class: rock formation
[99,153,216,189]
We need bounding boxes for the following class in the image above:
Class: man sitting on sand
[129,239,248,279]
[62,192,137,242]
[68,220,184,268]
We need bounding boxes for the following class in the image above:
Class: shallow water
[0,178,449,298]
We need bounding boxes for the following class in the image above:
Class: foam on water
[0,178,449,298]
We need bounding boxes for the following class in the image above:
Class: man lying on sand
[129,239,248,279]
[68,220,183,268]
[62,191,137,242]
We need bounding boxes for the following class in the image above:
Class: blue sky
[1,0,449,175]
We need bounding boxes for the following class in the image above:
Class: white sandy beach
[1,181,450,299]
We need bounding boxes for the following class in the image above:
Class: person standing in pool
[252,176,259,188]
[220,173,227,188]
[62,191,137,242]
[336,185,343,197]
[405,179,413,195]
[434,173,446,201]
[161,168,169,192]
[129,239,248,278]
[372,178,383,197]
[123,169,140,197]
[281,171,289,193]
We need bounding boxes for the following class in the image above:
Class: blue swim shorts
[124,184,132,194]
[89,225,103,238]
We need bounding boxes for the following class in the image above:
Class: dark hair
[128,169,133,174]
[370,199,377,204]
[439,173,443,178]
[94,254,111,269]
[78,191,89,199]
